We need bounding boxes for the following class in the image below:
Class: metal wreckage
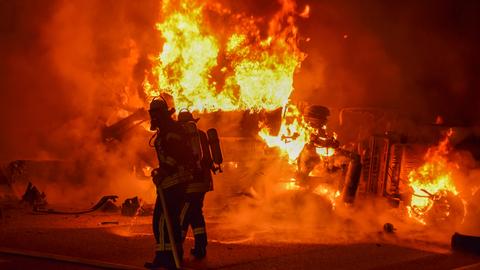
[0,104,476,220]
[1,102,480,254]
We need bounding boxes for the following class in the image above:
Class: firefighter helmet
[149,98,172,114]
[149,97,175,130]
[177,109,199,122]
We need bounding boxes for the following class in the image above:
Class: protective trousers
[152,184,185,268]
[180,192,207,251]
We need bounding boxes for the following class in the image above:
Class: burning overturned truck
[97,97,473,230]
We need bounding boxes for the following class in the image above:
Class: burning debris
[407,130,465,226]
[0,161,26,202]
[259,104,337,163]
[102,108,149,143]
[121,196,142,216]
[257,102,363,207]
[21,182,47,207]
[121,196,153,217]
[383,223,396,234]
[33,195,118,215]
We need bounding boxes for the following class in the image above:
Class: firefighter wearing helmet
[146,98,194,269]
[177,109,214,259]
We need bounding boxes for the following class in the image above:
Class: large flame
[144,0,307,112]
[145,0,338,198]
[259,104,335,163]
[407,129,460,224]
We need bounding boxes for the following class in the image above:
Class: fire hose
[150,167,182,269]
[33,195,118,215]
[156,186,181,269]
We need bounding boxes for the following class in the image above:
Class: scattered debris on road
[383,223,396,234]
[451,232,480,255]
[33,195,118,215]
[21,182,47,207]
[100,221,119,225]
[121,197,153,216]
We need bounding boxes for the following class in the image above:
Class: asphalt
[0,198,480,270]
[0,253,106,270]
[0,207,478,270]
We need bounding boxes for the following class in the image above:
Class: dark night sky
[0,0,479,161]
[293,0,480,123]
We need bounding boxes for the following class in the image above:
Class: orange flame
[299,5,310,18]
[407,129,460,224]
[284,177,302,191]
[313,184,341,209]
[144,0,306,112]
[259,104,335,163]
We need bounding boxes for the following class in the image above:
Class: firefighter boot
[190,246,206,260]
[145,250,181,270]
[190,231,207,259]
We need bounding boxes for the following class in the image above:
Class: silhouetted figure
[146,99,194,269]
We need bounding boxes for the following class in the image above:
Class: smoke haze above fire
[292,0,480,125]
[0,0,479,161]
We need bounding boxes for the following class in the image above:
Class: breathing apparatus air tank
[207,128,223,173]
[183,121,202,166]
[199,130,213,169]
[342,153,362,204]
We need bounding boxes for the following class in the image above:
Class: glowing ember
[407,129,460,225]
[142,166,153,177]
[259,103,335,163]
[313,184,341,209]
[144,0,306,112]
[299,5,310,18]
[284,177,302,191]
[315,147,334,157]
[314,135,336,158]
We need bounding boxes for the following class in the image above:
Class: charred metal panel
[384,144,427,203]
[360,136,390,195]
[385,144,403,200]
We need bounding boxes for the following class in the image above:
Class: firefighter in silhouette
[177,109,214,259]
[147,98,194,269]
